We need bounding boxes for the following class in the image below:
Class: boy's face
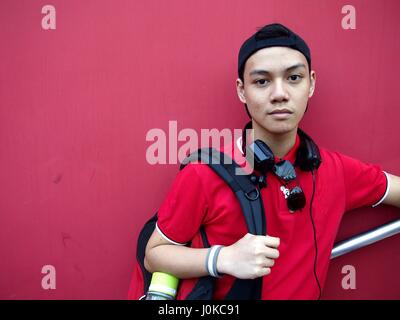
[237,46,316,138]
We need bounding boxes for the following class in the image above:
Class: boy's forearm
[145,244,210,279]
[383,173,400,208]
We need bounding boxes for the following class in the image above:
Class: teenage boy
[143,23,400,299]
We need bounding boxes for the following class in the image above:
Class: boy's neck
[250,122,298,160]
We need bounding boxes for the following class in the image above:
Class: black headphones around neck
[241,120,322,173]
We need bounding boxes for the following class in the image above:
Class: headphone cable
[310,169,322,300]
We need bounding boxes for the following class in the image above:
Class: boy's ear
[308,71,316,98]
[236,78,246,103]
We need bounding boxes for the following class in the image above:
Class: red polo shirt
[155,134,388,300]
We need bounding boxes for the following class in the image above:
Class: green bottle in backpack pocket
[146,272,179,300]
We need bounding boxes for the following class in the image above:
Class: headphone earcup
[295,129,322,171]
[247,140,275,174]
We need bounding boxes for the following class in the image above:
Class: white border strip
[372,171,390,207]
[155,223,187,246]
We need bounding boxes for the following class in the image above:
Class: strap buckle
[244,188,260,201]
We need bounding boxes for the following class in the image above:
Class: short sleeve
[338,153,388,212]
[156,164,208,245]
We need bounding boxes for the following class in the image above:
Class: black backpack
[134,147,266,300]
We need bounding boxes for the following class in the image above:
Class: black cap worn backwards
[238,23,311,79]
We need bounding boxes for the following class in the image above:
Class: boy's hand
[217,233,280,279]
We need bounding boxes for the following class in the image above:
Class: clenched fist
[216,233,280,279]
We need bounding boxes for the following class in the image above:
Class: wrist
[216,246,230,275]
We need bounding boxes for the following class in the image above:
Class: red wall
[0,0,399,299]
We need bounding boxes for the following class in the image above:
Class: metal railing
[331,219,400,259]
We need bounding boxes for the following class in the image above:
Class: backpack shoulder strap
[181,148,266,300]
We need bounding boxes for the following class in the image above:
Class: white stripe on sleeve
[155,223,187,246]
[372,171,390,208]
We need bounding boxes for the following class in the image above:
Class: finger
[264,235,280,248]
[264,258,275,267]
[259,267,271,277]
[265,247,280,259]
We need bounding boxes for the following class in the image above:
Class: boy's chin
[259,124,298,136]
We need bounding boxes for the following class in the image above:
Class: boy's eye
[256,79,268,85]
[289,75,302,82]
